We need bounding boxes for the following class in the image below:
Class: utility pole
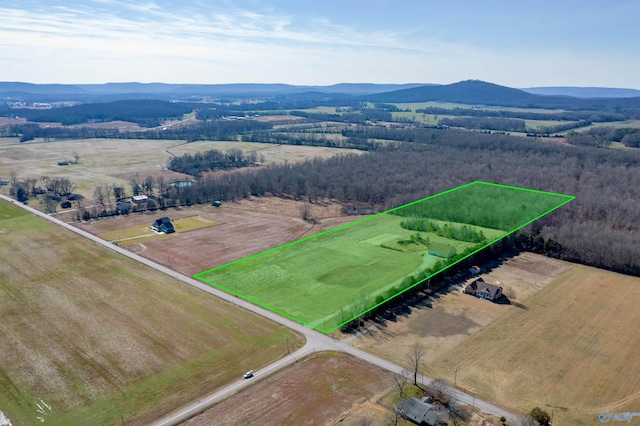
[286,336,289,354]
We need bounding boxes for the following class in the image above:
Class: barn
[427,242,457,258]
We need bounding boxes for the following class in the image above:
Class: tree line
[168,148,257,177]
[152,127,640,276]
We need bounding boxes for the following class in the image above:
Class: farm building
[151,217,175,234]
[428,242,457,258]
[398,397,446,426]
[132,195,148,204]
[464,278,503,301]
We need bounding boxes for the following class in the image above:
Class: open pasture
[196,182,573,333]
[427,264,640,425]
[170,140,362,165]
[0,199,300,425]
[0,137,360,202]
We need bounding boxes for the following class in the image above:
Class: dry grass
[0,138,362,201]
[169,140,363,165]
[97,215,221,244]
[349,253,572,369]
[78,197,363,276]
[0,199,302,425]
[428,265,640,425]
[183,352,392,426]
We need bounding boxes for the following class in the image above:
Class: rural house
[151,217,175,234]
[464,278,503,301]
[428,242,457,258]
[398,397,447,426]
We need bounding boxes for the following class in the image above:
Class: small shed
[428,242,457,258]
[151,217,175,234]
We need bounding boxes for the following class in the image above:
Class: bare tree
[25,178,38,196]
[93,186,105,205]
[129,174,141,196]
[386,400,402,426]
[391,369,411,398]
[427,378,452,405]
[157,175,167,197]
[9,170,18,187]
[505,286,516,302]
[406,341,427,386]
[446,400,471,426]
[299,203,313,222]
[72,151,80,164]
[103,184,113,205]
[144,175,155,195]
[43,196,57,214]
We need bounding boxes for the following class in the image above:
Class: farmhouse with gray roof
[151,217,175,234]
[398,397,447,426]
[464,278,503,301]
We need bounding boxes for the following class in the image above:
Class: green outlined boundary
[194,181,575,333]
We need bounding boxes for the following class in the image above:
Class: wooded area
[160,128,640,276]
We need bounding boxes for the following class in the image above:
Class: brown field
[426,264,640,425]
[169,140,363,165]
[348,253,573,368]
[0,199,302,425]
[182,352,393,426]
[78,197,364,276]
[0,138,361,201]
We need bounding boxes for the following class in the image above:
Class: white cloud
[1,3,638,87]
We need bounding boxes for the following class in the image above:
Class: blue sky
[1,0,639,88]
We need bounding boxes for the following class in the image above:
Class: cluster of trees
[243,130,383,151]
[2,118,274,142]
[416,105,628,123]
[168,148,257,177]
[400,219,487,243]
[5,100,194,127]
[290,109,393,123]
[439,116,526,132]
[566,126,640,148]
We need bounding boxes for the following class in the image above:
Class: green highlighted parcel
[195,182,574,333]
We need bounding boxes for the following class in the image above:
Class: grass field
[196,182,574,332]
[0,199,301,425]
[0,138,362,201]
[98,215,221,245]
[427,264,640,425]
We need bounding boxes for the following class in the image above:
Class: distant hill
[523,87,640,98]
[0,82,429,102]
[363,80,557,105]
[362,80,640,111]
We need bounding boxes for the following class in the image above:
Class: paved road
[1,194,517,424]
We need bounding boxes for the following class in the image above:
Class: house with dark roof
[151,217,175,234]
[398,397,447,426]
[464,278,503,301]
[428,242,457,258]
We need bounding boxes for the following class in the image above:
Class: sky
[1,0,639,88]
